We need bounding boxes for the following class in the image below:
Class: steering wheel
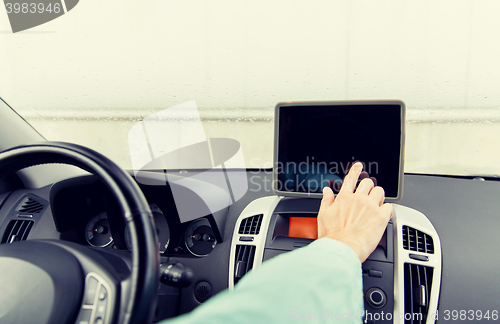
[0,142,159,324]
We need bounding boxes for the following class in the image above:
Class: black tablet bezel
[272,100,405,202]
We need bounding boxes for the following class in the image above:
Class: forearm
[161,238,364,324]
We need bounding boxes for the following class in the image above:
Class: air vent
[402,225,434,254]
[17,197,45,214]
[238,214,263,235]
[404,263,433,324]
[234,245,256,284]
[1,220,34,244]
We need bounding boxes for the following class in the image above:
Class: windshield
[2,1,500,176]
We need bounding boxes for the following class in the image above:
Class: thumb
[320,186,335,211]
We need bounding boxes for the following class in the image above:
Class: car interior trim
[229,195,282,290]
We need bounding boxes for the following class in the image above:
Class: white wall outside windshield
[1,0,500,175]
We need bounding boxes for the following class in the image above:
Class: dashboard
[49,177,217,258]
[1,169,500,323]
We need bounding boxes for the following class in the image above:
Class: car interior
[1,2,500,324]
[1,96,499,324]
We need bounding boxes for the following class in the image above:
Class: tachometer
[185,218,217,257]
[85,212,113,247]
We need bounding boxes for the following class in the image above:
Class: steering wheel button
[84,276,99,305]
[95,288,108,320]
[99,286,107,300]
[95,303,106,319]
[76,308,92,324]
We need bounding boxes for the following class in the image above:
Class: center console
[229,196,442,324]
[228,100,442,323]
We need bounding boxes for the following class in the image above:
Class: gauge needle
[89,226,106,234]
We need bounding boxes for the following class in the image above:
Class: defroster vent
[238,214,263,235]
[402,225,434,254]
[234,245,256,284]
[404,263,434,324]
[17,197,45,214]
[1,220,34,244]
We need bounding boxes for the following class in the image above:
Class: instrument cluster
[82,203,217,257]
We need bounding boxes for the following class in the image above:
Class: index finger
[339,162,363,194]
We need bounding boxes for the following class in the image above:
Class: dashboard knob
[366,287,387,308]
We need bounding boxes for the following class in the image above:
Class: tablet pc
[273,100,405,202]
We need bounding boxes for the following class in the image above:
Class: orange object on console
[288,217,318,239]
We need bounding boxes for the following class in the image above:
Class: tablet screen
[273,101,404,201]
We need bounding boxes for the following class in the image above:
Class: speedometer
[85,212,113,247]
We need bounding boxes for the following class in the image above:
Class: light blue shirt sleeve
[161,238,365,323]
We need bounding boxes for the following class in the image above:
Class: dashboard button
[409,254,429,262]
[239,236,254,242]
[366,287,387,308]
[368,270,383,278]
[293,242,310,248]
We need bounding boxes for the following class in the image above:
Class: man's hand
[317,162,393,263]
